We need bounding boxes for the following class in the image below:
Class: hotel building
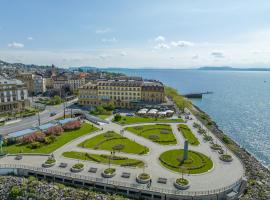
[0,78,30,114]
[78,79,165,109]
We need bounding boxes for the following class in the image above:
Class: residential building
[16,73,46,95]
[0,78,30,114]
[78,78,165,109]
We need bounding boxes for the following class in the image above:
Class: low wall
[0,164,244,200]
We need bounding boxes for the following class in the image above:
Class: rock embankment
[193,105,270,200]
[0,176,129,200]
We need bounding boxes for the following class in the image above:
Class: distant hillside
[198,66,270,71]
[0,59,51,70]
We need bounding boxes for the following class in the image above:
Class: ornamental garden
[2,111,235,191]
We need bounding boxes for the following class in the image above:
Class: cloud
[120,51,127,56]
[211,52,224,58]
[171,40,194,47]
[192,54,199,59]
[154,43,170,49]
[95,28,111,34]
[8,42,24,48]
[27,36,34,40]
[154,36,165,42]
[101,37,117,43]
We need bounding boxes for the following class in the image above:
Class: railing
[0,163,243,197]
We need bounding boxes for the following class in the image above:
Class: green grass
[96,114,111,120]
[5,123,99,154]
[79,131,149,154]
[63,151,145,167]
[115,116,184,125]
[159,149,213,174]
[178,124,199,146]
[125,124,177,145]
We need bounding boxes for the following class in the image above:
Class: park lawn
[116,116,184,125]
[63,151,145,167]
[79,131,149,154]
[125,124,177,145]
[96,114,111,120]
[159,149,213,174]
[178,124,200,146]
[5,123,99,154]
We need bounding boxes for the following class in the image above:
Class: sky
[1,0,270,68]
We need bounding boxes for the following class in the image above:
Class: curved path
[0,112,245,193]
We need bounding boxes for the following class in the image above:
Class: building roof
[38,123,56,130]
[58,118,77,125]
[8,128,37,138]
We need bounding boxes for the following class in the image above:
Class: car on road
[50,112,57,117]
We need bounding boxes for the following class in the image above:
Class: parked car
[126,113,134,117]
[50,112,57,117]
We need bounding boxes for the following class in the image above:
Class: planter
[42,162,55,168]
[42,157,56,168]
[174,178,190,190]
[210,144,222,150]
[219,154,233,162]
[136,173,151,184]
[70,163,84,173]
[102,168,116,178]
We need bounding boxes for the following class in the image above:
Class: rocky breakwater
[192,105,270,200]
[0,176,129,200]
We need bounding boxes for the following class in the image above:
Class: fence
[0,163,243,197]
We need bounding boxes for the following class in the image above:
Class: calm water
[106,68,270,168]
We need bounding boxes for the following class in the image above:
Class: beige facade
[0,78,30,114]
[16,73,46,95]
[78,79,165,109]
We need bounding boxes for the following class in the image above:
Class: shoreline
[191,104,270,200]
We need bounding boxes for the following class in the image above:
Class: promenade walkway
[0,112,245,193]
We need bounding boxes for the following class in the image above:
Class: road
[0,99,77,135]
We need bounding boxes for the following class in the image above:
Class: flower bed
[71,163,84,173]
[42,157,56,168]
[219,154,233,162]
[136,173,151,184]
[174,178,190,190]
[102,168,116,178]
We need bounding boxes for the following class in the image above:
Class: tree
[53,95,62,104]
[62,120,81,130]
[113,114,121,122]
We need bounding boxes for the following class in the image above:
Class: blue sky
[1,0,270,68]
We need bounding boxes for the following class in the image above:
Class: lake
[105,68,270,168]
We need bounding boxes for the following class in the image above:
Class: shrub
[222,135,231,144]
[113,114,121,122]
[63,120,81,130]
[112,144,125,151]
[72,163,84,169]
[28,141,41,149]
[34,132,46,142]
[176,178,189,185]
[46,125,64,136]
[104,168,116,174]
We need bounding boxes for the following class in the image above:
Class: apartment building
[16,73,46,95]
[78,79,165,109]
[0,78,30,114]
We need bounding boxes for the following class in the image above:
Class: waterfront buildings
[0,77,30,114]
[78,79,165,109]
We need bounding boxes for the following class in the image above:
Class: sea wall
[191,104,270,200]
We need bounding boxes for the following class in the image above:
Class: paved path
[0,113,245,192]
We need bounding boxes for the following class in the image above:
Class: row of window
[98,86,140,91]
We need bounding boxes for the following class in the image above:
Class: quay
[0,163,245,200]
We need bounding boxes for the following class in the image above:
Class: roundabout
[159,149,213,174]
